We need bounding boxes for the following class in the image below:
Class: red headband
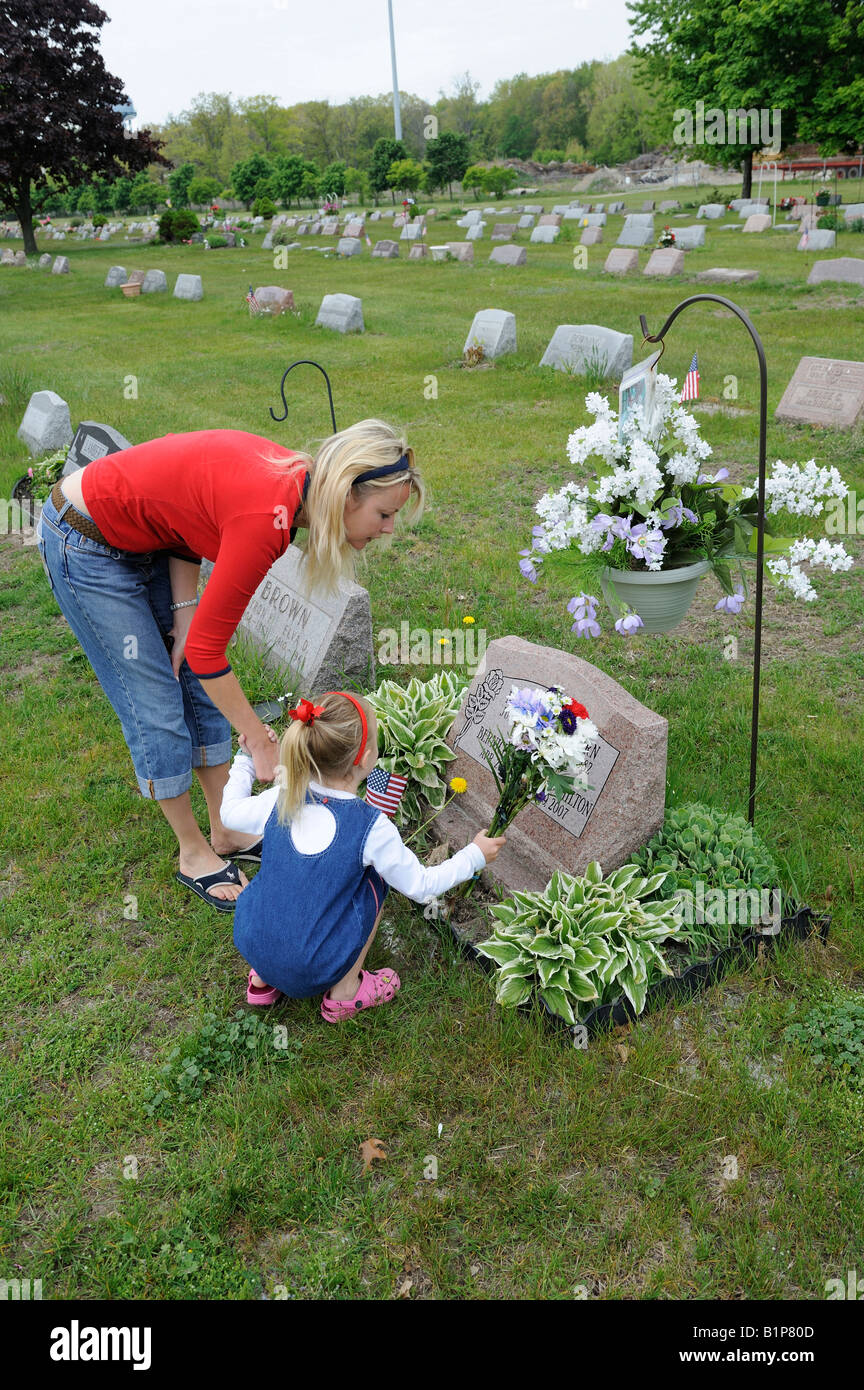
[321,690,368,766]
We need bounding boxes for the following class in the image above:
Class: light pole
[387,0,402,140]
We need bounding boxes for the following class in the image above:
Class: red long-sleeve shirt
[81,430,308,677]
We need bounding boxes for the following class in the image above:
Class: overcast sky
[96,0,634,128]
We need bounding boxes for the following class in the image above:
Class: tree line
[2,0,862,251]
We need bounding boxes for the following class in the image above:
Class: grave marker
[603,248,639,274]
[435,636,667,892]
[488,245,527,266]
[540,324,633,377]
[644,248,685,276]
[463,309,516,359]
[17,391,73,456]
[775,356,864,429]
[204,544,374,692]
[315,293,364,332]
[806,257,864,287]
[62,421,133,476]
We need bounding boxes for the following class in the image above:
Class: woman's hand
[169,607,197,679]
[241,727,280,782]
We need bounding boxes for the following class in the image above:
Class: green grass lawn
[1,181,863,1300]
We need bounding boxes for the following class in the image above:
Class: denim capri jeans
[37,490,232,800]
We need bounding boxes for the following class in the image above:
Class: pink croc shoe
[246,970,283,1006]
[320,967,401,1023]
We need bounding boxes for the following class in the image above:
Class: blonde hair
[276,690,374,824]
[267,418,424,595]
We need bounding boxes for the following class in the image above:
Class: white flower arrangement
[519,375,854,637]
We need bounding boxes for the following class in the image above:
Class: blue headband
[354,449,414,485]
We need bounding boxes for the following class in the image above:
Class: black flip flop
[227,839,264,864]
[175,860,244,912]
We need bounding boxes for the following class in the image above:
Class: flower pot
[600,558,712,633]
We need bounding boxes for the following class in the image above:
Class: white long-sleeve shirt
[220,753,486,904]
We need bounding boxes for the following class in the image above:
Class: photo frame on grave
[618,348,663,445]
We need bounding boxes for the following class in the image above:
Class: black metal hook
[638,293,768,828]
[269,360,337,433]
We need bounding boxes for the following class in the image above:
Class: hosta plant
[366,671,469,827]
[475,862,684,1024]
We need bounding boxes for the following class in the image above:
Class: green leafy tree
[369,137,407,201]
[628,0,864,195]
[230,152,274,207]
[168,161,195,207]
[317,160,347,199]
[187,175,222,206]
[299,162,320,203]
[585,54,664,165]
[343,165,370,202]
[111,175,132,212]
[252,174,276,203]
[76,186,95,214]
[387,157,423,197]
[462,163,489,199]
[425,131,470,198]
[0,0,166,253]
[481,165,518,199]
[129,172,163,212]
[271,154,307,207]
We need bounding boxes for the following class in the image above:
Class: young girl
[220,690,505,1021]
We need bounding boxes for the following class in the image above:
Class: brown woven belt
[50,482,112,546]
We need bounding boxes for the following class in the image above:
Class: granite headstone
[435,636,668,892]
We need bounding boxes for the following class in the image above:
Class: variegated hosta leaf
[496,974,533,1008]
[475,939,523,966]
[565,969,599,1001]
[584,861,604,884]
[498,959,535,980]
[606,864,642,891]
[528,933,561,958]
[539,986,576,1024]
[617,966,649,1016]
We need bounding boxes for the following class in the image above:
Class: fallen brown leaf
[615,1043,630,1064]
[359,1138,387,1173]
[396,1276,413,1299]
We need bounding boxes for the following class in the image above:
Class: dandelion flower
[449,777,467,794]
[462,615,475,625]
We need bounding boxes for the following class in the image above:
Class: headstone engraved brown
[435,636,667,892]
[200,545,374,690]
[775,357,864,429]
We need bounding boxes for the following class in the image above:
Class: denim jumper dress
[233,790,388,997]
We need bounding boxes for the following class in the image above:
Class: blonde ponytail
[276,690,373,824]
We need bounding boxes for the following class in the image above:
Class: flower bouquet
[25,449,68,503]
[657,225,676,247]
[518,375,853,637]
[456,684,598,898]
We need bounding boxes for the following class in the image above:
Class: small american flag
[680,351,700,402]
[245,284,260,313]
[365,767,408,816]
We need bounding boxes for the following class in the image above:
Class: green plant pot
[600,558,711,633]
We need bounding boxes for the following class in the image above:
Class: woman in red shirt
[37,420,423,910]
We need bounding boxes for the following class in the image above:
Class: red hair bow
[288,698,325,725]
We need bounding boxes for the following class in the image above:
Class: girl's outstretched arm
[363,814,487,901]
[220,747,279,836]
